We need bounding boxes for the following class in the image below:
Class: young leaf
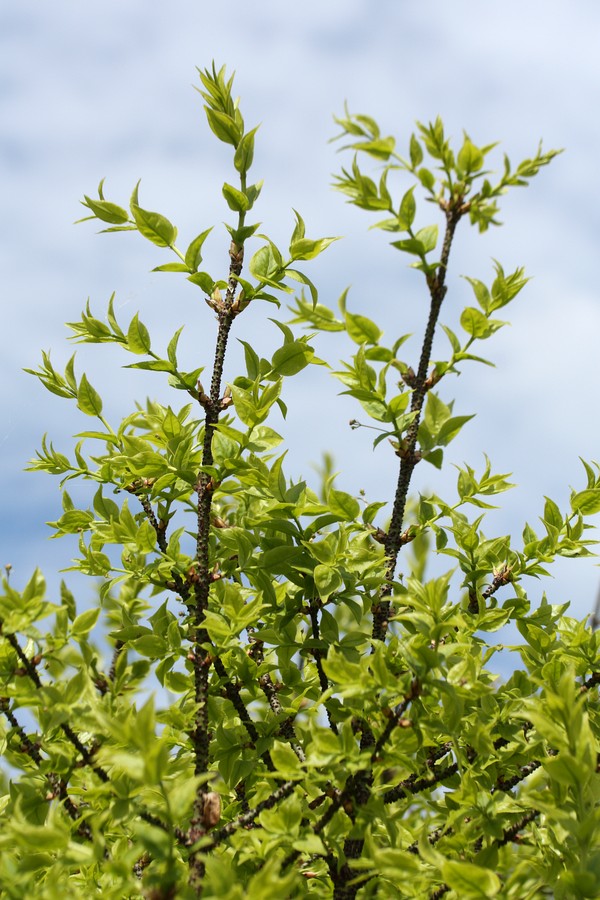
[130,182,176,247]
[76,373,103,417]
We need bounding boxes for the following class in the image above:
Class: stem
[307,596,339,735]
[188,216,246,892]
[372,201,464,642]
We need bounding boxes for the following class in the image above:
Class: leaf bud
[424,367,442,390]
[401,367,417,388]
[212,516,229,529]
[371,527,388,545]
[229,241,244,268]
[400,526,417,545]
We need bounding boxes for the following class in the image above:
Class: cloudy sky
[2,1,600,625]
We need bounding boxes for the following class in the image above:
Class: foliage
[2,63,599,898]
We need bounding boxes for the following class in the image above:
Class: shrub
[2,63,599,899]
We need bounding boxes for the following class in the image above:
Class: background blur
[2,1,599,624]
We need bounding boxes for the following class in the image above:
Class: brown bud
[401,366,417,388]
[212,516,229,529]
[371,527,388,545]
[424,367,442,390]
[202,791,221,829]
[400,526,417,545]
[186,565,200,585]
[229,241,244,268]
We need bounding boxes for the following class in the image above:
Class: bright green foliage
[2,64,599,899]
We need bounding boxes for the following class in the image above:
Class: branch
[212,656,276,771]
[373,200,465,643]
[257,672,306,762]
[496,808,540,846]
[188,238,246,888]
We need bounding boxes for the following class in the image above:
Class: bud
[401,367,417,388]
[201,792,222,829]
[212,516,229,529]
[371,527,387,545]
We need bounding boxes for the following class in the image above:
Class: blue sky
[2,1,600,623]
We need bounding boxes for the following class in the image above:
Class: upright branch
[374,200,464,640]
[188,240,244,853]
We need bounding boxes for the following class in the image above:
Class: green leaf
[464,276,491,313]
[234,126,259,173]
[126,359,174,372]
[290,209,306,246]
[204,107,241,146]
[230,384,260,427]
[167,326,183,366]
[76,373,103,417]
[348,136,395,160]
[270,742,303,779]
[187,271,215,293]
[409,134,423,168]
[328,489,360,521]
[313,564,343,599]
[398,186,416,229]
[130,182,176,247]
[133,634,168,658]
[72,607,101,637]
[441,860,501,898]
[222,182,250,212]
[127,313,152,355]
[571,489,600,516]
[460,307,506,339]
[271,342,314,376]
[290,236,338,261]
[414,224,438,253]
[82,196,129,225]
[152,262,190,273]
[249,243,282,283]
[418,167,435,191]
[437,414,475,445]
[345,312,382,345]
[457,136,484,175]
[247,425,284,452]
[184,228,213,271]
